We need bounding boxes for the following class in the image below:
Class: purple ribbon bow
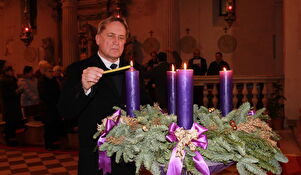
[166,122,210,175]
[97,109,121,175]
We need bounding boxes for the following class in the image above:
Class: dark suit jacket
[207,60,230,75]
[1,75,22,122]
[38,75,61,123]
[188,56,207,75]
[58,54,142,175]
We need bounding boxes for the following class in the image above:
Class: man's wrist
[83,87,91,95]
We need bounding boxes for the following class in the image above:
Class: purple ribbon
[166,123,210,175]
[248,110,256,116]
[97,110,121,175]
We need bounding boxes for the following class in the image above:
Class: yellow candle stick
[103,65,131,74]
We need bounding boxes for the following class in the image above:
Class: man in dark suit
[58,16,148,175]
[207,52,230,75]
[188,49,207,76]
[188,49,207,106]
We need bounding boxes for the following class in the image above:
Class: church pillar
[283,0,301,121]
[62,0,78,68]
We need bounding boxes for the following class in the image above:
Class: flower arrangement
[94,103,288,175]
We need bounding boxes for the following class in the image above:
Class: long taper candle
[219,67,233,116]
[125,61,140,117]
[176,63,193,129]
[167,64,176,115]
[103,65,131,74]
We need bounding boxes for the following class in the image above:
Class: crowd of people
[0,15,231,175]
[0,60,70,149]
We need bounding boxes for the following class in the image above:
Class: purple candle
[167,64,176,115]
[126,61,140,117]
[219,68,233,116]
[176,63,193,129]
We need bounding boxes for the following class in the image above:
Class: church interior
[0,0,300,174]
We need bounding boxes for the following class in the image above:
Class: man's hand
[81,67,104,92]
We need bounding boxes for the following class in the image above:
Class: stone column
[284,0,301,121]
[62,0,78,68]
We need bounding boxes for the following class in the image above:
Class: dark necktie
[110,63,118,69]
[110,63,122,95]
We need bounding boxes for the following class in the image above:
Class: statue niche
[41,37,54,64]
[79,23,98,60]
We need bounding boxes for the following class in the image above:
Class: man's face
[95,21,126,62]
[44,68,54,79]
[215,53,222,62]
[193,50,200,57]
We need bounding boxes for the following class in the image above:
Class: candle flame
[172,64,175,72]
[184,63,187,70]
[130,60,133,67]
[223,67,227,71]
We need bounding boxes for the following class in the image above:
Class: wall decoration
[218,34,237,53]
[180,28,197,53]
[143,31,160,54]
[124,36,144,64]
[79,23,98,58]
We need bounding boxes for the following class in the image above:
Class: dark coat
[207,60,230,75]
[38,75,61,123]
[58,54,150,175]
[1,75,22,122]
[143,61,170,109]
[188,56,207,75]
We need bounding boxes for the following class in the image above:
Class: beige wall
[127,0,283,76]
[0,0,283,76]
[0,0,58,74]
[283,0,301,120]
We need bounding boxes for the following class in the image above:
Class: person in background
[188,48,207,75]
[53,65,64,89]
[0,60,7,121]
[38,63,61,151]
[207,52,230,75]
[35,60,50,78]
[144,52,170,110]
[18,66,40,121]
[58,16,151,175]
[188,49,207,106]
[167,49,182,69]
[1,66,23,146]
[145,51,158,71]
[144,51,158,102]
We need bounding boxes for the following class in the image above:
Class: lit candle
[219,67,233,116]
[126,61,140,117]
[167,64,176,115]
[176,63,193,129]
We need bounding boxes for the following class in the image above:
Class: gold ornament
[142,125,149,132]
[106,136,125,145]
[237,116,276,146]
[174,128,199,159]
[208,108,215,113]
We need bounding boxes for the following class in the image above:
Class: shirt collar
[97,51,120,69]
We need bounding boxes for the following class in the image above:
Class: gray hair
[97,16,129,38]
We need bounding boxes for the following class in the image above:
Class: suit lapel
[92,55,126,98]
